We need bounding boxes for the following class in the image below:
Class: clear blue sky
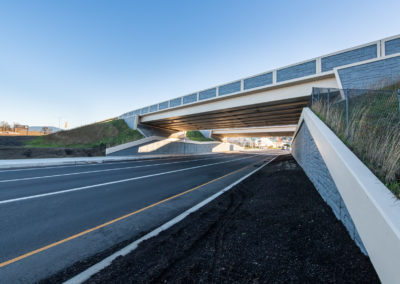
[1,0,399,128]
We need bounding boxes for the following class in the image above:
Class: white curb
[0,153,220,170]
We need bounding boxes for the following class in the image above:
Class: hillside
[311,83,400,198]
[186,131,213,142]
[27,119,144,148]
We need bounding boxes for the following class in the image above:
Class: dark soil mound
[0,136,37,147]
[0,146,104,159]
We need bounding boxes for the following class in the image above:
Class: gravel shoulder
[52,155,379,283]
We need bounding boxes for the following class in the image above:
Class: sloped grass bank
[186,131,213,142]
[311,86,400,198]
[27,120,144,149]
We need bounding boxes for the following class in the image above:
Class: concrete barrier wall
[122,115,137,130]
[105,136,165,155]
[292,108,400,284]
[199,130,212,138]
[107,138,243,156]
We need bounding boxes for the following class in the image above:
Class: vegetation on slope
[186,131,214,142]
[26,119,144,148]
[311,83,400,198]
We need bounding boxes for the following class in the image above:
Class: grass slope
[27,119,144,148]
[186,131,213,142]
[311,84,400,198]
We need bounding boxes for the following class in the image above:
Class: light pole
[57,117,63,129]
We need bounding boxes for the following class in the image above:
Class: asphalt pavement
[0,152,275,283]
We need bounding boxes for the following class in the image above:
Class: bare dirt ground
[0,136,37,146]
[0,136,104,159]
[42,155,379,283]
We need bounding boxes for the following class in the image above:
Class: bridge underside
[214,132,294,138]
[143,96,309,131]
[211,125,296,138]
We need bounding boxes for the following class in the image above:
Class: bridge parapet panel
[244,72,272,90]
[169,97,182,107]
[385,38,400,56]
[199,88,217,100]
[183,93,197,104]
[158,101,169,110]
[322,44,377,72]
[277,60,316,82]
[219,81,241,96]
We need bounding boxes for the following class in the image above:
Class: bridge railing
[310,87,400,198]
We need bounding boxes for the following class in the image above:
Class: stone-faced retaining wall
[337,55,400,89]
[292,121,366,254]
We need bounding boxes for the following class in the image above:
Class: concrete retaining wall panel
[338,55,400,89]
[108,139,243,156]
[123,116,137,130]
[292,121,366,253]
[292,109,400,283]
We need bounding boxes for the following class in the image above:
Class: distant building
[14,124,29,135]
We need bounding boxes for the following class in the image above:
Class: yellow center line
[0,163,253,268]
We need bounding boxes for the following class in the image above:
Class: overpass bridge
[120,34,400,134]
[111,35,400,283]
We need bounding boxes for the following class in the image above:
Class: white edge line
[0,157,176,173]
[0,155,256,205]
[0,153,226,173]
[63,155,278,284]
[0,153,226,172]
[0,155,228,183]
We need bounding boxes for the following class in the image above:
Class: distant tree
[12,122,20,131]
[0,121,11,132]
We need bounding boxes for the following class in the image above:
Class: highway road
[0,152,276,283]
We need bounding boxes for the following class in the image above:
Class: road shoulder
[46,155,379,283]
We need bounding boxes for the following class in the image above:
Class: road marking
[0,156,272,268]
[64,155,278,284]
[0,155,257,205]
[0,155,233,183]
[0,154,225,173]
